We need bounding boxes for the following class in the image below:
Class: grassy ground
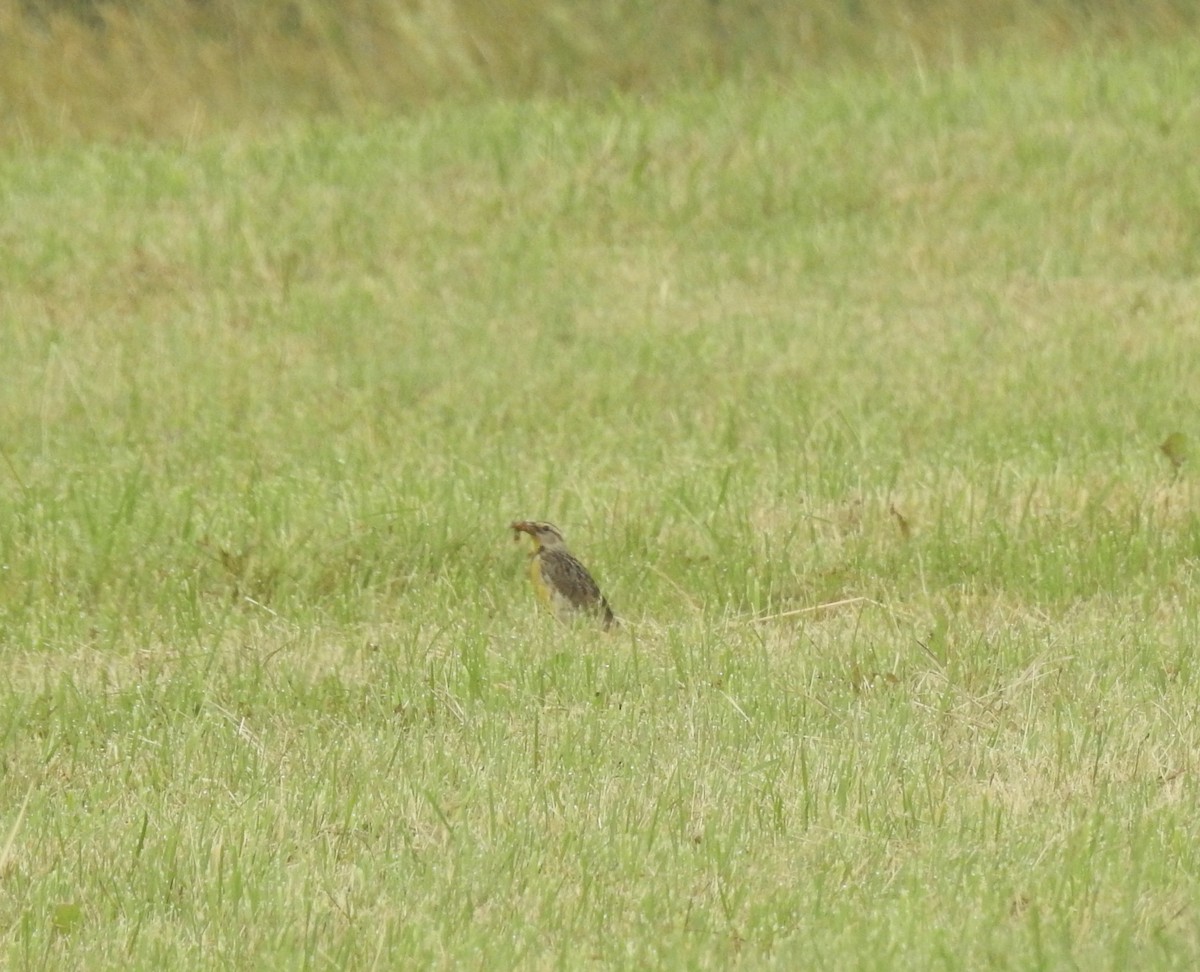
[2,28,1200,970]
[3,0,1197,142]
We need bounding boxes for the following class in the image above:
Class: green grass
[3,34,1200,970]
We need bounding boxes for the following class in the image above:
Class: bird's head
[510,520,567,552]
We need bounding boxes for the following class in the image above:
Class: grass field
[3,14,1200,969]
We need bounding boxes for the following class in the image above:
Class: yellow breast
[529,554,553,606]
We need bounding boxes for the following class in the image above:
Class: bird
[510,520,616,630]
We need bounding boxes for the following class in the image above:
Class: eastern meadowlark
[510,520,616,630]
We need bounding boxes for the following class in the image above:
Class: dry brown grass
[3,0,1197,143]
